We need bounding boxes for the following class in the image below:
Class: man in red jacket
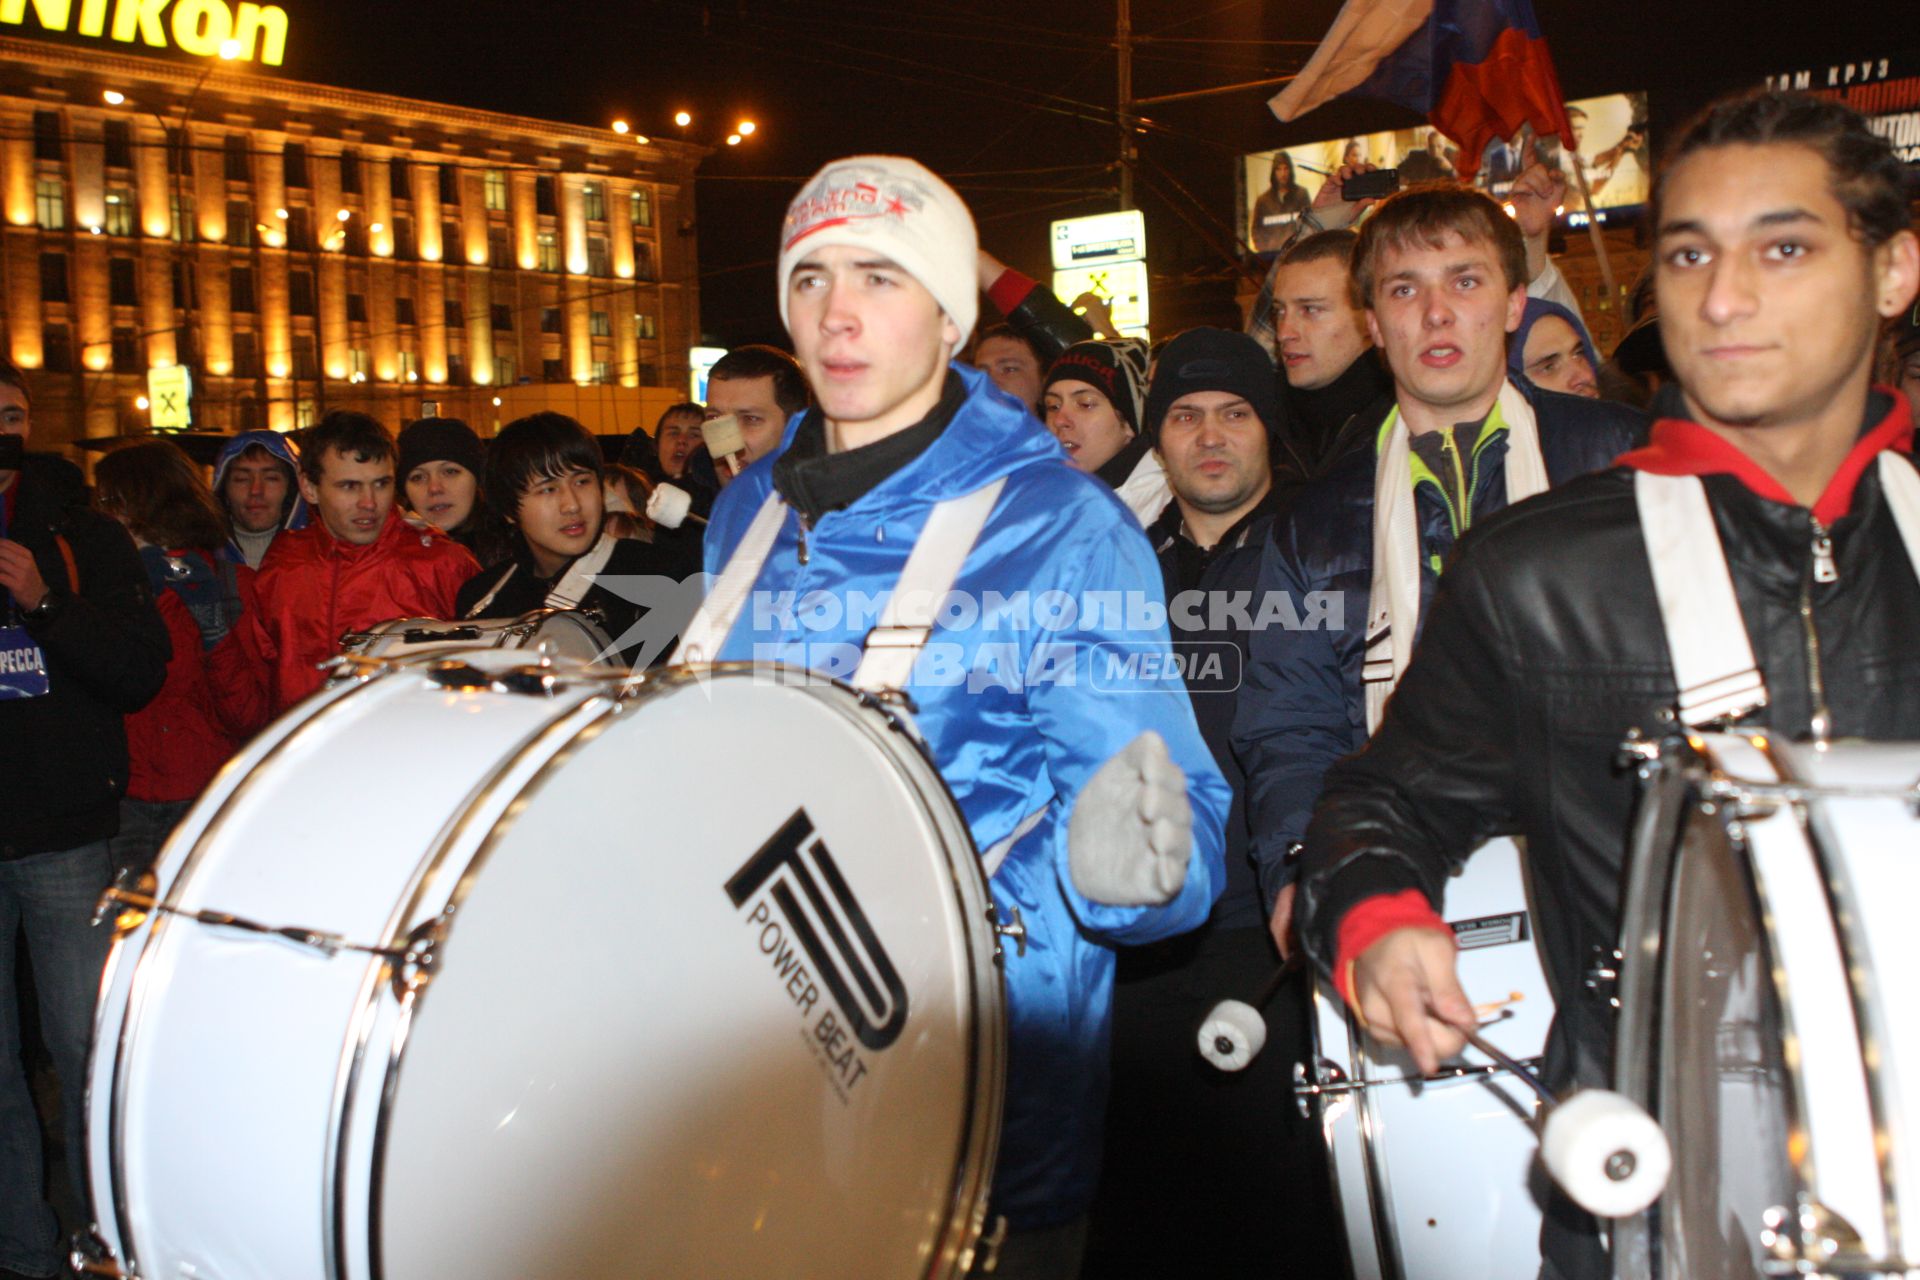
[212,412,477,732]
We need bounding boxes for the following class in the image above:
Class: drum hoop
[358,662,1004,1280]
[103,669,384,1277]
[1351,1010,1412,1280]
[326,690,616,1280]
[1761,736,1907,1264]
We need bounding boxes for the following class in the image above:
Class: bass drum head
[521,609,618,666]
[374,669,1001,1279]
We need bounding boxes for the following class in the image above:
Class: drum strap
[850,476,1008,693]
[1634,470,1770,728]
[546,532,620,610]
[670,490,788,664]
[463,564,518,619]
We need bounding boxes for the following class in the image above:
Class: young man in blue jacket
[696,156,1230,1277]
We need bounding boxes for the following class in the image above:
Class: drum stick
[1452,1009,1556,1107]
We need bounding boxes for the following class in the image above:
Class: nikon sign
[1,0,288,66]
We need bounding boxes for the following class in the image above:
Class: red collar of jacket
[1617,387,1915,526]
[311,507,436,561]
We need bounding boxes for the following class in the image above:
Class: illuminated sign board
[1052,261,1150,339]
[0,0,289,66]
[146,365,191,429]
[1050,210,1146,271]
[1769,53,1920,162]
[689,346,726,405]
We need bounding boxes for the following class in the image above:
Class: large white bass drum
[1297,836,1554,1280]
[1610,731,1920,1280]
[337,608,617,666]
[84,652,1005,1280]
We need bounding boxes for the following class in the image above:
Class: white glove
[646,482,694,529]
[1068,731,1193,906]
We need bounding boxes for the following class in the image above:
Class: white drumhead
[375,669,1000,1279]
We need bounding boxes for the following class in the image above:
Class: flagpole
[1567,157,1617,315]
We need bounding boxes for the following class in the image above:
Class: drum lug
[325,652,390,683]
[93,866,159,935]
[1584,946,1624,1009]
[1291,1056,1354,1114]
[424,660,495,691]
[69,1228,125,1277]
[990,904,1027,963]
[1616,728,1666,772]
[390,915,449,1000]
[1759,1199,1887,1275]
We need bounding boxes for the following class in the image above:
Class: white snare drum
[1299,836,1554,1280]
[1611,731,1920,1280]
[338,608,617,666]
[85,653,1005,1280]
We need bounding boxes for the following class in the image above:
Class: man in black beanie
[1084,327,1343,1278]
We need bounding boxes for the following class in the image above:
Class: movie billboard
[1773,52,1920,162]
[1239,91,1650,256]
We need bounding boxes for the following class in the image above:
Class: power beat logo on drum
[726,809,909,1102]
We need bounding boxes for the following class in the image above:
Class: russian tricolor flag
[1270,0,1574,179]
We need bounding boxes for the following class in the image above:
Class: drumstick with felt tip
[1195,956,1300,1071]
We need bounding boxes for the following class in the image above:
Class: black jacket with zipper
[1295,389,1920,1102]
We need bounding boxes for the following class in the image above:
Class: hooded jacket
[703,362,1231,1230]
[1232,382,1647,909]
[1507,296,1600,391]
[209,507,477,732]
[125,546,242,802]
[0,454,168,857]
[212,430,308,566]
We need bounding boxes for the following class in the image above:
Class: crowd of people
[2,82,1918,1280]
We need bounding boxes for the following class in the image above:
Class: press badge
[0,624,50,698]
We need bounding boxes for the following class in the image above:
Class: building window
[295,398,317,429]
[591,360,611,384]
[442,220,459,258]
[491,304,513,331]
[347,293,367,323]
[39,253,68,303]
[35,179,65,230]
[634,240,656,282]
[484,169,507,212]
[582,182,606,222]
[398,350,418,382]
[395,296,416,327]
[171,193,195,243]
[231,330,259,376]
[290,269,315,316]
[111,326,140,373]
[438,166,458,206]
[104,188,135,236]
[292,333,318,380]
[389,157,409,201]
[630,187,653,228]
[539,307,561,334]
[349,347,370,381]
[587,236,610,279]
[447,352,466,384]
[589,310,611,338]
[340,151,361,194]
[492,354,515,386]
[284,142,308,188]
[342,218,365,256]
[228,200,253,246]
[42,323,71,372]
[286,206,312,250]
[108,258,138,307]
[230,266,256,313]
[171,260,190,309]
[536,178,556,216]
[224,133,248,183]
[542,357,564,383]
[103,119,132,169]
[33,111,61,162]
[635,312,657,340]
[639,361,659,385]
[536,232,559,273]
[392,216,414,260]
[444,299,463,331]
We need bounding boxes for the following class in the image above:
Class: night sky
[246,0,1897,347]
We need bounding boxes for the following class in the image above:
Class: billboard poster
[1771,53,1920,161]
[1239,91,1650,255]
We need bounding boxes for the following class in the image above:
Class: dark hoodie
[0,454,168,856]
[212,430,308,567]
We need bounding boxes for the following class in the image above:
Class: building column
[418,261,447,383]
[410,158,443,264]
[464,263,492,384]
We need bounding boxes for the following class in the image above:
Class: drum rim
[353,661,1005,1280]
[99,669,386,1276]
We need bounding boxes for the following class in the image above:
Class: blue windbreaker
[212,430,308,564]
[704,363,1231,1229]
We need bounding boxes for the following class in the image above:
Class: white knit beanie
[777,155,979,347]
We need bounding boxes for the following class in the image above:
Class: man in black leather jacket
[1295,90,1920,1279]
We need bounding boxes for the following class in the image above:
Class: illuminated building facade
[0,34,705,447]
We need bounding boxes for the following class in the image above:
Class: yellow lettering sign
[3,0,287,64]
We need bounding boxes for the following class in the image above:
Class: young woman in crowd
[398,416,512,564]
[92,440,244,876]
[1041,338,1167,524]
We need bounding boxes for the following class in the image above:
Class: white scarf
[1363,380,1549,734]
